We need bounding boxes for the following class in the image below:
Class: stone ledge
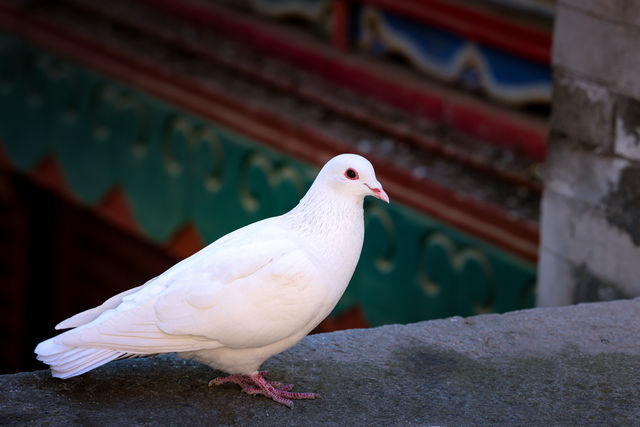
[2,299,640,425]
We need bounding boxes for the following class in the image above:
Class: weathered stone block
[542,1,640,309]
[553,5,640,99]
[539,187,640,300]
[614,96,640,161]
[542,134,629,205]
[550,70,615,151]
[572,263,627,303]
[602,164,640,246]
[537,248,577,306]
[536,249,622,306]
[559,0,640,28]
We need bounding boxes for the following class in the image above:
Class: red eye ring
[345,168,358,180]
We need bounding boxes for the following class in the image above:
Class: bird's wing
[154,237,326,349]
[55,221,327,353]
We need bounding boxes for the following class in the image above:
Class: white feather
[35,154,388,378]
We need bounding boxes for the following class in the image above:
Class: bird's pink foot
[208,370,319,408]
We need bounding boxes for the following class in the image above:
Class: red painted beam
[66,0,540,192]
[0,4,539,262]
[332,0,349,51]
[138,0,548,161]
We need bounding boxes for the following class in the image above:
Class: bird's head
[316,154,389,203]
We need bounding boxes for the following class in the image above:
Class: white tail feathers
[55,285,144,330]
[35,338,133,379]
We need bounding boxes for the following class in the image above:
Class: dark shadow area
[0,170,178,374]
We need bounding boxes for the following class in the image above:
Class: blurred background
[0,0,552,373]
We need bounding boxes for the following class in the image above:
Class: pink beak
[365,183,390,203]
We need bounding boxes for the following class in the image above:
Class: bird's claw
[208,371,319,408]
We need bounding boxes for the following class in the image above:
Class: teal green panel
[0,31,537,327]
[0,37,54,168]
[119,105,191,241]
[50,70,117,202]
[353,201,536,325]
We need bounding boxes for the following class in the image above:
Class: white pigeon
[35,153,389,407]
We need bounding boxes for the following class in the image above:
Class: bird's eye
[345,168,358,180]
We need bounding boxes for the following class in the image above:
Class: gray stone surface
[541,1,640,306]
[559,0,640,28]
[537,247,580,306]
[542,135,629,205]
[3,299,640,425]
[553,4,640,99]
[614,96,640,162]
[538,187,640,303]
[549,70,615,151]
[539,247,631,307]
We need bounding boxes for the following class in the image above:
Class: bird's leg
[209,371,319,408]
[209,371,290,390]
[208,370,294,397]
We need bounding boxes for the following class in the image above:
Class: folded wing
[50,223,325,354]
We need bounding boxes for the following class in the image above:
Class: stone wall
[538,0,640,305]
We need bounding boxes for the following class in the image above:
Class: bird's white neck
[286,184,363,235]
[283,184,365,285]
